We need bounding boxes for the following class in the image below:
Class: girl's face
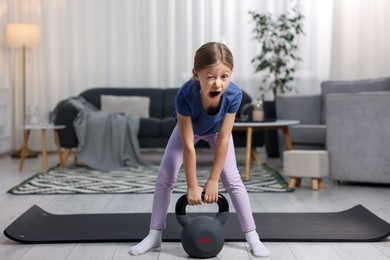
[194,62,232,103]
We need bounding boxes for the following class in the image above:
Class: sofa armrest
[236,90,252,120]
[326,92,390,183]
[276,94,322,124]
[53,100,79,148]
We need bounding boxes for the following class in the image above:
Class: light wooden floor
[1,148,390,260]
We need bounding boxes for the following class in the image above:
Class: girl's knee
[156,171,177,190]
[221,171,243,188]
[222,178,245,193]
[155,180,174,191]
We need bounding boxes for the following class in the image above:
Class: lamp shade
[6,23,41,48]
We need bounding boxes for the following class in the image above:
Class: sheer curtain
[38,0,323,104]
[3,0,387,150]
[330,0,390,80]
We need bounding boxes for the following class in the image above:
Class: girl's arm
[204,112,237,203]
[177,112,203,205]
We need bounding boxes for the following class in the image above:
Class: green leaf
[249,7,305,96]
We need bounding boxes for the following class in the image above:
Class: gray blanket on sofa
[67,97,151,170]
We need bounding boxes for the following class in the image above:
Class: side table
[19,124,66,173]
[233,120,300,180]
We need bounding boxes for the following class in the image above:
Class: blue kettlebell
[175,193,229,258]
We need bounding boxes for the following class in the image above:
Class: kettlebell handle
[175,193,229,226]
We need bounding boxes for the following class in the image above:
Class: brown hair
[193,42,234,73]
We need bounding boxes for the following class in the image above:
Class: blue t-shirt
[173,79,242,136]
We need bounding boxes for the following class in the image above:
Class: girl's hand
[203,179,219,204]
[187,186,203,206]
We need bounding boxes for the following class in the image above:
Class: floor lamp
[6,23,41,158]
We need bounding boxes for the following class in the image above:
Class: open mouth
[208,91,221,98]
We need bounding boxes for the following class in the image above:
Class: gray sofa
[276,77,390,184]
[54,87,265,151]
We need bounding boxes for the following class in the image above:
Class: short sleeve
[227,88,242,114]
[174,87,191,116]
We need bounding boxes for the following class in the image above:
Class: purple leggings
[150,125,256,232]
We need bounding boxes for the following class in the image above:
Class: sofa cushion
[138,118,160,137]
[289,124,326,145]
[321,78,390,123]
[80,88,165,119]
[161,118,176,137]
[101,95,150,118]
[276,94,322,124]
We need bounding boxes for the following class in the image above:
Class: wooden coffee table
[233,120,300,180]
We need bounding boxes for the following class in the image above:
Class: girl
[129,42,270,258]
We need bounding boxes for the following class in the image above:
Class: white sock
[128,229,162,255]
[245,230,270,257]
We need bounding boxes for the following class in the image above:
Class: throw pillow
[101,95,150,118]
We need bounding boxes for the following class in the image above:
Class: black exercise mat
[4,204,390,244]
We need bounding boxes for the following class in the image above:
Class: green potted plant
[249,8,305,99]
[248,8,305,157]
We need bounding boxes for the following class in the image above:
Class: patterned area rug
[9,164,292,195]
